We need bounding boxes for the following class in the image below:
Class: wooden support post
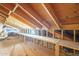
[24,29,27,42]
[34,29,37,35]
[41,29,43,36]
[53,29,54,38]
[26,29,27,34]
[29,29,30,34]
[26,29,28,34]
[46,30,48,37]
[38,29,40,36]
[61,30,64,40]
[37,29,39,35]
[41,29,43,46]
[30,29,33,34]
[52,43,54,51]
[46,30,48,48]
[74,30,76,55]
[46,42,48,48]
[24,29,26,43]
[74,30,76,42]
[55,44,60,56]
[32,38,34,43]
[28,29,29,34]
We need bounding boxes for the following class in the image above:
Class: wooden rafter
[4,23,19,30]
[18,4,48,29]
[1,4,37,29]
[19,4,50,29]
[5,21,21,29]
[0,5,9,15]
[0,4,18,16]
[41,3,61,29]
[62,24,79,30]
[0,12,7,18]
[10,13,36,28]
[9,4,18,15]
[0,10,8,17]
[0,4,10,11]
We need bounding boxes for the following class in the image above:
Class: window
[63,30,74,41]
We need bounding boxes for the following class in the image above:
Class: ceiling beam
[8,4,18,15]
[18,4,48,29]
[10,13,36,28]
[0,10,8,17]
[41,3,60,29]
[0,12,7,18]
[4,23,19,30]
[0,15,6,23]
[0,4,16,11]
[6,4,37,29]
[0,4,18,16]
[0,4,38,29]
[0,4,9,23]
[14,7,42,28]
[62,24,79,30]
[0,5,9,15]
[5,21,21,29]
[29,4,54,29]
[0,4,10,11]
[6,16,33,29]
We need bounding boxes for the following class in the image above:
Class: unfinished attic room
[0,3,79,56]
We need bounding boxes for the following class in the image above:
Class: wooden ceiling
[46,4,79,24]
[0,3,79,30]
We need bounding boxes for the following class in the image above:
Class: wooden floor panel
[22,41,54,56]
[0,37,54,56]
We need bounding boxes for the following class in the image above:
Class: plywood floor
[0,37,54,56]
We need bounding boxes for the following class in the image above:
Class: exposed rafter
[62,24,79,30]
[4,23,19,30]
[5,21,21,29]
[0,3,79,30]
[0,4,37,29]
[0,5,9,15]
[0,10,8,17]
[0,12,7,18]
[18,4,48,29]
[41,3,60,29]
[0,4,10,11]
[0,4,18,16]
[10,13,37,28]
[8,4,18,15]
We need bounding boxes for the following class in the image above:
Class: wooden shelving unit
[6,28,79,56]
[60,46,74,56]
